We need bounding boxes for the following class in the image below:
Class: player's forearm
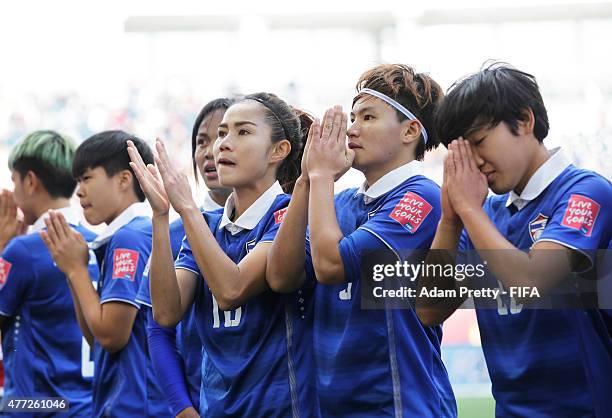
[460,208,572,291]
[308,174,345,284]
[150,214,184,327]
[180,206,268,311]
[146,309,194,415]
[69,267,138,353]
[66,267,114,346]
[66,279,94,346]
[267,178,309,293]
[416,220,466,326]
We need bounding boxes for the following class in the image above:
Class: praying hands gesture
[298,116,316,182]
[306,105,354,181]
[127,138,198,217]
[445,138,488,217]
[40,211,89,278]
[0,190,27,251]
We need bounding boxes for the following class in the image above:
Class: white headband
[359,88,429,144]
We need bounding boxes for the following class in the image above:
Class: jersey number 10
[495,281,523,315]
[212,296,242,328]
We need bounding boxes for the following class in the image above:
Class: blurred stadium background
[1,1,611,416]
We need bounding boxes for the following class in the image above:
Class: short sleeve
[0,240,32,316]
[99,230,149,308]
[168,219,186,258]
[537,176,612,265]
[135,256,152,307]
[338,187,441,282]
[458,229,471,252]
[260,207,287,243]
[138,219,186,307]
[174,234,200,276]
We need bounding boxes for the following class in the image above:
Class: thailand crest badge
[529,213,549,242]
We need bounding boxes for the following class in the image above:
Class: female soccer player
[418,63,612,418]
[135,98,234,417]
[41,132,164,417]
[267,64,457,417]
[128,93,318,417]
[0,131,96,417]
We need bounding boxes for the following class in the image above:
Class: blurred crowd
[1,89,610,185]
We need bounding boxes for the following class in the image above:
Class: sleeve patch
[274,207,288,224]
[561,194,600,237]
[112,249,140,281]
[389,192,433,233]
[0,258,12,289]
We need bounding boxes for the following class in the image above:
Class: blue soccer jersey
[174,181,318,417]
[308,162,456,417]
[459,149,612,417]
[0,208,97,417]
[90,203,170,417]
[136,217,203,413]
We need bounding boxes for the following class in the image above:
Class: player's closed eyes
[473,137,486,147]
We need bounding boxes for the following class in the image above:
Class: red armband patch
[0,258,12,289]
[389,192,433,233]
[112,249,139,281]
[561,194,600,237]
[274,208,288,224]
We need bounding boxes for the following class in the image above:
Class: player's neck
[32,196,71,222]
[363,156,415,189]
[209,189,231,208]
[231,177,277,221]
[105,195,141,225]
[514,144,551,195]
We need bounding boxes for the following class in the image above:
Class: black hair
[191,97,236,181]
[354,64,444,160]
[241,92,313,193]
[435,61,550,147]
[72,130,154,201]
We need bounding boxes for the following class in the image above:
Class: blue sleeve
[174,235,200,275]
[538,176,612,265]
[600,240,612,310]
[99,229,150,308]
[146,307,193,416]
[338,187,441,282]
[138,222,185,306]
[0,240,32,316]
[260,206,287,243]
[458,229,470,252]
[169,219,186,259]
[136,256,152,306]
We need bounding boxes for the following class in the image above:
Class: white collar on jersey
[506,147,572,211]
[30,206,81,234]
[355,160,424,204]
[219,181,284,236]
[201,191,223,212]
[90,202,152,249]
